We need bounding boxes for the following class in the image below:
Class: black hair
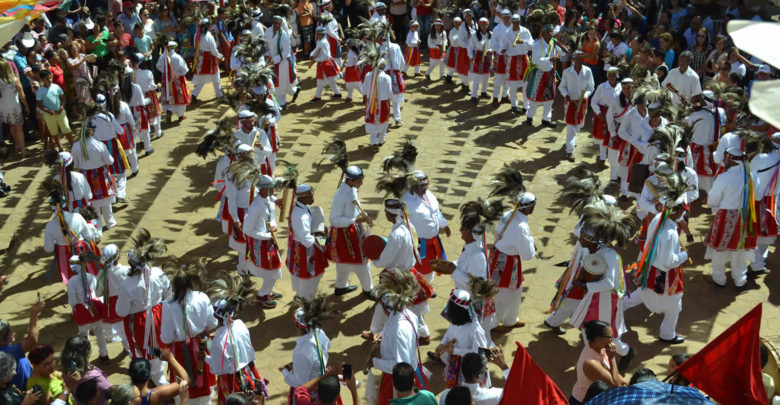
[447,300,473,326]
[128,358,151,385]
[475,28,491,42]
[317,375,340,403]
[134,22,144,31]
[629,368,657,385]
[652,48,665,59]
[392,362,415,392]
[760,345,769,368]
[619,90,630,108]
[671,353,691,367]
[44,49,56,59]
[583,320,610,342]
[461,352,487,381]
[583,380,610,402]
[60,336,91,375]
[445,386,473,405]
[73,379,98,405]
[225,393,250,405]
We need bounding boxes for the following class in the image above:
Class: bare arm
[22,301,45,352]
[151,350,192,404]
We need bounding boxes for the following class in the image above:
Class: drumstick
[575,89,586,119]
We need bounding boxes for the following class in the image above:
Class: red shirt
[49,64,65,87]
[416,1,433,16]
[118,33,134,48]
[293,387,343,405]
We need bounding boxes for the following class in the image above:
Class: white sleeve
[559,69,570,98]
[518,223,535,261]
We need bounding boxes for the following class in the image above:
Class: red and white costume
[372,308,428,405]
[467,31,492,98]
[362,68,392,145]
[455,21,475,81]
[91,112,129,199]
[444,24,460,80]
[71,135,117,229]
[490,21,511,101]
[320,10,342,68]
[343,49,362,100]
[191,29,224,99]
[282,328,330,401]
[380,40,405,123]
[214,153,233,235]
[559,64,594,154]
[243,194,282,297]
[312,35,341,99]
[116,100,139,175]
[505,25,533,110]
[590,80,621,162]
[95,252,130,350]
[156,47,191,118]
[115,264,172,386]
[403,189,448,281]
[525,38,559,122]
[287,200,328,299]
[449,239,495,335]
[266,26,299,107]
[617,109,666,197]
[128,81,153,153]
[749,145,780,270]
[426,30,448,78]
[135,67,162,138]
[686,106,726,193]
[67,260,108,358]
[706,162,758,287]
[328,181,373,292]
[489,209,535,327]
[53,169,92,213]
[624,213,687,340]
[161,290,219,404]
[404,29,422,74]
[233,127,273,175]
[207,318,264,405]
[43,210,97,284]
[225,171,259,273]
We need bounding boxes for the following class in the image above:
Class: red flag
[498,342,568,405]
[676,303,768,405]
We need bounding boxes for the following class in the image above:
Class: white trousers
[526,100,553,122]
[345,82,362,100]
[565,124,584,154]
[274,61,298,106]
[78,321,108,357]
[102,322,130,352]
[492,73,509,99]
[597,143,607,161]
[139,126,153,152]
[426,59,445,78]
[617,164,631,196]
[114,173,127,200]
[403,62,421,74]
[250,268,282,297]
[458,74,469,85]
[162,104,186,118]
[186,396,213,405]
[624,289,682,340]
[315,76,340,98]
[125,148,138,173]
[711,249,750,287]
[422,272,434,283]
[191,73,223,98]
[494,288,522,326]
[367,122,389,145]
[291,275,322,299]
[508,81,529,109]
[608,148,620,180]
[93,199,116,229]
[445,63,457,77]
[335,262,373,291]
[392,94,403,122]
[544,297,581,327]
[470,73,489,97]
[752,243,772,270]
[149,115,162,137]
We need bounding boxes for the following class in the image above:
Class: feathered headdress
[489,164,525,202]
[459,198,505,232]
[654,170,693,207]
[735,128,772,158]
[163,257,208,302]
[375,172,412,199]
[382,138,418,173]
[127,227,167,272]
[375,268,419,312]
[319,138,349,173]
[525,4,559,36]
[274,160,299,190]
[224,4,254,37]
[227,152,263,189]
[292,294,342,331]
[632,75,676,119]
[180,5,206,27]
[558,168,607,215]
[232,35,269,65]
[196,117,236,158]
[208,271,255,320]
[580,202,638,248]
[44,177,66,207]
[468,274,498,301]
[78,205,100,222]
[233,64,275,93]
[271,3,292,18]
[705,81,746,117]
[648,123,694,157]
[358,42,384,68]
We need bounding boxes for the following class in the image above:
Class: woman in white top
[0,60,29,157]
[570,320,627,405]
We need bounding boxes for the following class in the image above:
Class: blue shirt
[12,54,29,88]
[664,49,676,68]
[0,344,32,389]
[133,34,154,59]
[36,84,64,111]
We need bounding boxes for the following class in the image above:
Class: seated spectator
[569,320,627,405]
[628,368,657,385]
[0,352,43,405]
[667,353,691,386]
[0,301,44,390]
[26,344,66,405]
[438,348,509,405]
[291,363,357,405]
[583,381,610,402]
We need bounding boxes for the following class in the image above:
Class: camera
[32,385,43,394]
[147,347,162,359]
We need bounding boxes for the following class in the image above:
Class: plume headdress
[226,152,263,193]
[375,175,423,264]
[361,44,388,121]
[163,257,208,303]
[466,274,498,322]
[196,117,237,158]
[489,164,533,242]
[382,138,418,173]
[232,64,275,96]
[579,201,638,248]
[558,168,611,215]
[44,178,82,257]
[319,138,349,183]
[292,294,342,332]
[375,267,419,312]
[459,198,504,279]
[127,227,167,276]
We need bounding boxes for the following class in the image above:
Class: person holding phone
[129,349,192,405]
[438,348,510,405]
[290,362,357,405]
[0,352,44,405]
[0,301,45,390]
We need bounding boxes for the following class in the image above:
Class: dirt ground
[0,60,778,404]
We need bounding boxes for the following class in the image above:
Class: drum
[362,235,387,261]
[761,336,780,396]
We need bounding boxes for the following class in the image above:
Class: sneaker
[471,97,478,104]
[271,292,283,300]
[331,93,342,99]
[334,286,358,296]
[525,117,533,126]
[257,295,278,309]
[309,97,322,103]
[145,148,155,156]
[542,120,556,128]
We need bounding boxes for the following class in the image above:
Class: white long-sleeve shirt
[372,220,417,269]
[243,195,277,240]
[661,67,702,107]
[644,213,688,271]
[233,127,271,165]
[71,137,114,171]
[451,240,488,291]
[456,23,474,51]
[115,266,171,316]
[406,30,419,47]
[329,182,360,228]
[493,211,535,259]
[708,164,757,210]
[267,28,292,62]
[402,190,447,239]
[380,42,404,71]
[531,38,557,72]
[590,81,620,114]
[135,68,157,93]
[312,37,331,63]
[427,31,447,50]
[160,290,218,343]
[225,179,258,220]
[441,322,488,357]
[686,107,725,146]
[320,11,339,39]
[117,101,136,129]
[448,27,460,48]
[67,272,99,308]
[207,319,256,375]
[361,70,392,102]
[467,32,491,59]
[713,132,742,166]
[503,26,533,56]
[90,113,125,142]
[282,329,330,387]
[195,31,223,74]
[751,148,780,197]
[559,65,594,100]
[213,154,230,194]
[606,96,634,135]
[43,211,94,252]
[373,308,419,374]
[53,172,92,210]
[95,264,130,298]
[291,202,316,247]
[156,50,189,77]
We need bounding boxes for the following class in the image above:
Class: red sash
[429,47,443,60]
[445,47,459,68]
[645,266,684,295]
[287,239,328,279]
[327,224,365,264]
[365,99,390,124]
[508,54,529,81]
[471,51,492,74]
[316,59,339,79]
[196,51,220,76]
[344,66,361,83]
[690,143,718,177]
[247,237,282,270]
[122,303,168,359]
[404,46,421,67]
[73,299,106,326]
[169,338,217,398]
[755,196,779,238]
[416,237,444,275]
[455,47,470,75]
[145,90,161,119]
[706,209,758,251]
[494,52,507,74]
[488,249,523,289]
[592,105,608,141]
[565,98,588,125]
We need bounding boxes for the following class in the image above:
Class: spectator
[85,18,111,69]
[112,20,134,49]
[0,352,43,405]
[651,48,668,82]
[291,363,357,405]
[389,0,409,50]
[42,49,64,88]
[296,0,315,58]
[658,32,675,67]
[132,23,153,60]
[47,15,69,44]
[683,15,705,51]
[12,41,35,137]
[581,25,601,80]
[154,5,179,38]
[65,44,95,108]
[729,48,746,77]
[667,0,688,32]
[117,1,142,35]
[712,62,730,84]
[569,320,627,405]
[667,353,691,386]
[0,301,44,390]
[438,348,509,405]
[128,351,191,405]
[582,381,610,402]
[139,7,156,38]
[0,60,30,158]
[390,362,437,405]
[415,0,434,51]
[443,387,472,405]
[26,344,65,405]
[36,70,73,150]
[628,368,657,384]
[689,28,711,73]
[60,336,111,405]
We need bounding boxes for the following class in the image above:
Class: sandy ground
[0,60,778,404]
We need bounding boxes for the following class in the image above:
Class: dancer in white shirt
[191,19,224,103]
[559,51,594,160]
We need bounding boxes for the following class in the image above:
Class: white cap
[201,18,210,25]
[583,254,607,276]
[124,66,134,76]
[702,90,715,101]
[511,14,521,21]
[69,255,83,274]
[101,244,119,263]
[321,0,332,6]
[517,192,536,207]
[772,132,780,142]
[21,32,35,48]
[602,194,617,205]
[449,289,472,308]
[453,16,463,22]
[59,151,73,166]
[501,9,511,15]
[620,78,633,85]
[259,175,275,188]
[726,146,743,157]
[96,94,106,105]
[758,64,771,74]
[345,165,363,180]
[84,17,95,30]
[236,144,253,154]
[295,184,313,195]
[384,199,403,216]
[253,9,263,19]
[167,40,178,47]
[411,20,419,26]
[478,17,489,23]
[607,66,620,74]
[647,101,662,109]
[238,110,256,120]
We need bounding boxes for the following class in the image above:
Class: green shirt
[389,389,438,405]
[26,375,67,405]
[87,31,110,57]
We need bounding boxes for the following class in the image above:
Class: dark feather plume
[375,268,419,312]
[382,138,418,172]
[489,164,525,200]
[468,274,498,300]
[208,271,255,317]
[128,227,167,269]
[558,168,606,215]
[375,172,410,198]
[196,117,236,158]
[580,202,638,248]
[227,153,263,190]
[292,294,342,330]
[319,138,349,172]
[459,198,505,232]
